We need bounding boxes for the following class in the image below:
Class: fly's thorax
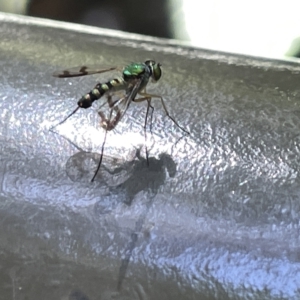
[122,62,150,81]
[123,60,162,83]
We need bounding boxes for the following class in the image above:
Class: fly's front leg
[138,92,190,135]
[133,96,154,134]
[133,95,154,165]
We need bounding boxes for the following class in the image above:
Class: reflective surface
[1,12,300,300]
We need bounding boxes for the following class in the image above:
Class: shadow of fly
[52,60,189,182]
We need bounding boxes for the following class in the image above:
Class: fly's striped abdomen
[78,77,125,109]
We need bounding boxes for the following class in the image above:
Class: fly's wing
[53,65,123,78]
[98,79,143,131]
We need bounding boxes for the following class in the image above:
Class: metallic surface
[1,12,300,300]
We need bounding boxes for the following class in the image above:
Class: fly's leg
[138,92,190,135]
[98,96,123,131]
[91,116,108,182]
[132,98,155,134]
[92,96,122,182]
[146,99,155,165]
[143,98,153,166]
[133,95,154,165]
[144,99,155,135]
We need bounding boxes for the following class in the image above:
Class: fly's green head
[145,60,162,82]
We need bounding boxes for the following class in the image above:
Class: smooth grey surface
[1,12,300,300]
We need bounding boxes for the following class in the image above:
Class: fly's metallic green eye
[145,60,162,82]
[152,63,162,81]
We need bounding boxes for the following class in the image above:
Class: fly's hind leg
[98,95,122,131]
[92,95,121,182]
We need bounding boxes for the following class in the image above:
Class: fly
[52,60,189,182]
